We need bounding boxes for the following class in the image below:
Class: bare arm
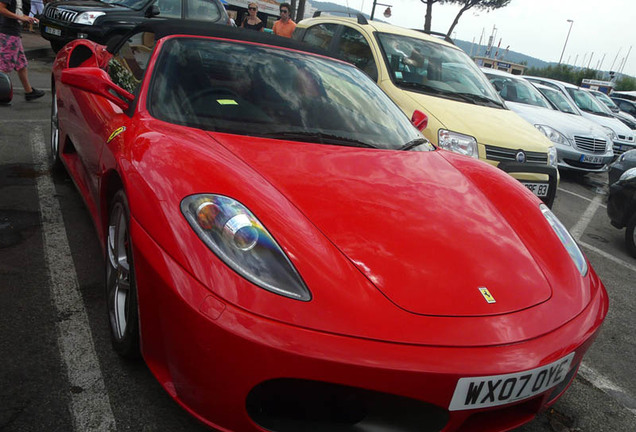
[0,2,37,23]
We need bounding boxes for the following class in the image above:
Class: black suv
[40,0,230,52]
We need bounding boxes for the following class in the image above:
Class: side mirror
[411,110,428,131]
[61,67,133,111]
[146,4,160,17]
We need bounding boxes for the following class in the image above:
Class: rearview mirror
[61,67,133,111]
[411,110,428,131]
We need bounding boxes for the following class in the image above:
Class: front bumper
[613,140,636,156]
[556,145,613,173]
[496,162,558,208]
[130,217,608,432]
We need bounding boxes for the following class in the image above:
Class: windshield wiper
[396,81,445,95]
[399,137,430,151]
[259,131,377,148]
[453,92,505,108]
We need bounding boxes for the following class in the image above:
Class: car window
[108,31,155,95]
[302,23,338,50]
[148,37,426,150]
[486,74,550,108]
[334,27,378,81]
[186,0,222,21]
[567,88,609,115]
[156,0,182,18]
[593,91,618,109]
[376,32,502,107]
[538,87,578,114]
[619,101,636,115]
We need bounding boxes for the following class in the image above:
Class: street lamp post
[371,0,392,20]
[558,19,574,64]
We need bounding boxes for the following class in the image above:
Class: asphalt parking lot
[0,56,635,432]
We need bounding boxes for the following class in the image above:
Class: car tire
[626,213,636,258]
[50,82,64,172]
[106,190,141,359]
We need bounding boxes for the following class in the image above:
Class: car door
[72,32,152,211]
[298,23,379,82]
[332,25,378,82]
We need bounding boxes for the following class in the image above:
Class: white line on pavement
[570,194,604,241]
[30,126,117,431]
[578,363,636,416]
[579,240,636,274]
[558,187,607,208]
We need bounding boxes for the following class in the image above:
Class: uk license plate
[44,26,62,36]
[580,154,603,164]
[449,352,575,411]
[522,182,549,197]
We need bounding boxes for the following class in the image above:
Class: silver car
[484,68,614,173]
[525,76,636,155]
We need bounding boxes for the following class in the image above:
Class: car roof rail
[312,10,369,25]
[411,29,455,45]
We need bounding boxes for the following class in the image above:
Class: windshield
[485,73,551,108]
[148,38,426,150]
[593,91,619,110]
[538,86,579,114]
[566,87,612,116]
[376,33,504,108]
[102,0,149,10]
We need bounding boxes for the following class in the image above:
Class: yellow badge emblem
[479,287,496,304]
[107,126,126,143]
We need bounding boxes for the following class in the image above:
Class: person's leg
[16,67,33,93]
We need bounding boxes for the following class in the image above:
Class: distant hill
[453,40,551,70]
[306,1,553,70]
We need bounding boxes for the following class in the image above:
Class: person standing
[28,0,43,32]
[0,0,45,101]
[272,2,295,38]
[241,2,263,32]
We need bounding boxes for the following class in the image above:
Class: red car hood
[212,134,553,317]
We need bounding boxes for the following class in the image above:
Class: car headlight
[540,204,587,276]
[534,124,570,146]
[602,126,617,141]
[547,145,558,167]
[619,167,636,182]
[181,194,311,301]
[438,129,478,158]
[74,11,105,25]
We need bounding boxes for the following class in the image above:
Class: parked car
[611,97,636,119]
[525,76,636,155]
[588,89,636,130]
[293,14,558,207]
[483,69,614,173]
[607,150,636,257]
[39,0,229,52]
[51,19,607,432]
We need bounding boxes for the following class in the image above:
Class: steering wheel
[179,87,241,114]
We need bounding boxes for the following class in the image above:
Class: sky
[315,0,636,77]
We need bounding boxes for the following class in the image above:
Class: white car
[588,89,636,130]
[483,69,614,173]
[525,76,636,155]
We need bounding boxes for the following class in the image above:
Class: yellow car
[294,14,558,206]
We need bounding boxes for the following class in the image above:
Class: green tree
[524,64,601,86]
[615,76,636,91]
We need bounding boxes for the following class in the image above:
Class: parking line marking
[579,240,636,274]
[570,194,603,241]
[558,187,607,208]
[30,126,117,432]
[578,363,636,416]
